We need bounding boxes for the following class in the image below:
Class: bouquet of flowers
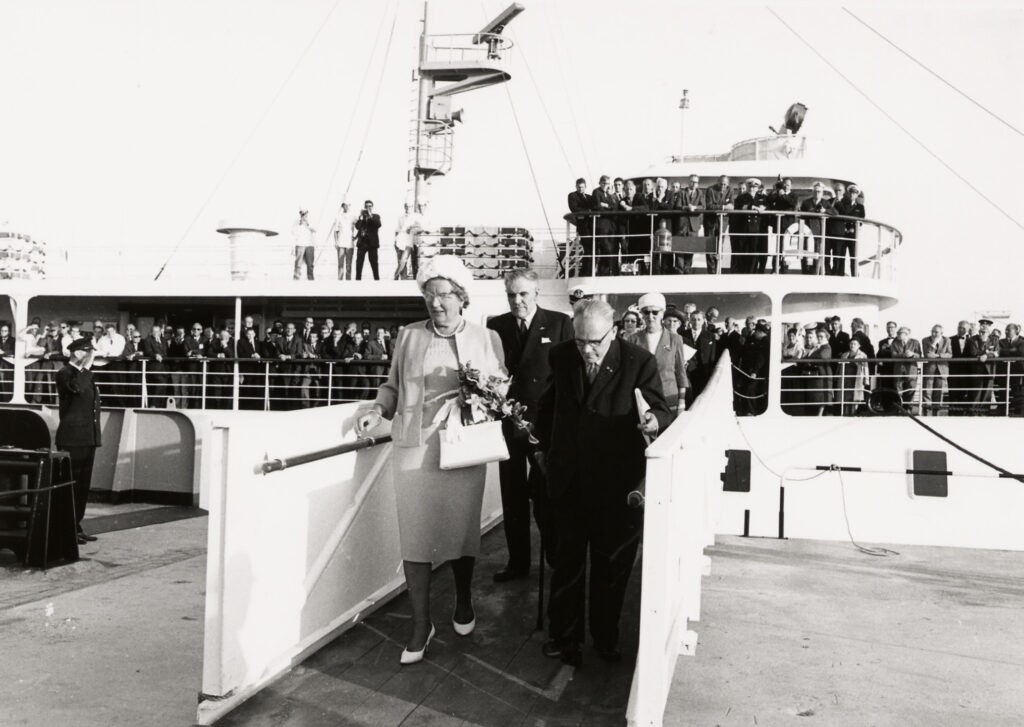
[457,362,538,444]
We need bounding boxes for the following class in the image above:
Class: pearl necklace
[430,320,464,339]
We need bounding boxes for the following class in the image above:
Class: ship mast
[410,1,524,209]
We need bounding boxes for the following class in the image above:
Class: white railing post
[141,359,149,408]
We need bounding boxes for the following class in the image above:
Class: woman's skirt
[392,423,486,563]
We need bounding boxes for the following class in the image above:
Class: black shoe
[543,639,582,666]
[594,644,623,663]
[78,531,97,542]
[492,567,529,583]
[77,535,88,545]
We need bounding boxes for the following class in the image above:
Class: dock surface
[2,515,1022,726]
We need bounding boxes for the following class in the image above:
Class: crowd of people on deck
[781,316,1024,416]
[7,316,407,409]
[289,199,430,281]
[567,174,867,276]
[6,307,1020,417]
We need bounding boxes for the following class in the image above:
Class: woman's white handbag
[438,405,509,470]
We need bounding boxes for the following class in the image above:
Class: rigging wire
[313,0,398,269]
[501,81,560,266]
[153,0,345,280]
[844,9,1024,140]
[767,7,1024,233]
[340,5,400,205]
[542,0,594,180]
[505,27,576,176]
[315,0,396,240]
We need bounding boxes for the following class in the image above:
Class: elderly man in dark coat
[535,299,672,666]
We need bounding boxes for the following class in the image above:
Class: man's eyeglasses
[640,308,662,316]
[574,327,613,350]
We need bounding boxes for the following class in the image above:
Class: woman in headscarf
[630,292,688,416]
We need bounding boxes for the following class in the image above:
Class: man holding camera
[355,200,382,281]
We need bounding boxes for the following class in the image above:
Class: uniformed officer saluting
[56,337,103,545]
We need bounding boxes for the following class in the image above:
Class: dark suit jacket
[364,339,388,360]
[733,192,766,234]
[591,187,617,234]
[703,183,733,232]
[55,364,102,448]
[799,195,836,236]
[278,335,304,359]
[829,331,851,358]
[184,336,206,359]
[237,338,261,359]
[487,307,574,425]
[355,212,382,248]
[536,338,671,499]
[833,197,865,236]
[141,335,168,368]
[684,326,719,377]
[675,187,705,233]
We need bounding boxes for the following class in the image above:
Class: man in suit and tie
[922,324,953,415]
[683,310,718,406]
[141,323,170,407]
[487,270,574,583]
[591,175,620,276]
[949,320,972,414]
[890,326,924,405]
[535,299,671,665]
[703,175,733,275]
[567,178,594,276]
[618,179,648,268]
[277,322,305,409]
[674,174,705,274]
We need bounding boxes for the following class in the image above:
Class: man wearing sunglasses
[534,299,671,667]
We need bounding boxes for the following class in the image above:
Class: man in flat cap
[56,337,103,544]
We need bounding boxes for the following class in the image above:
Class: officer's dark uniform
[56,338,102,540]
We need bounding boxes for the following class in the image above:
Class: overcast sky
[1,0,1022,323]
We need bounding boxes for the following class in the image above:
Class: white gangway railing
[627,352,737,726]
[196,402,503,725]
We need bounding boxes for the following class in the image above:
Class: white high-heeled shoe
[399,624,435,665]
[453,605,476,636]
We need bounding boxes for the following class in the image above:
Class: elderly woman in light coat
[628,292,688,416]
[357,256,506,665]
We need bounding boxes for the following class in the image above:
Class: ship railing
[561,209,902,280]
[422,32,514,66]
[777,355,1024,417]
[628,351,735,726]
[12,356,391,412]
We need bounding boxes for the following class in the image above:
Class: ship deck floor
[1,508,1022,727]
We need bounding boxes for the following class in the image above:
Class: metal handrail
[563,208,896,230]
[261,434,392,475]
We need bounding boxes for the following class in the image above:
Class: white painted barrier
[627,353,736,727]
[196,402,503,725]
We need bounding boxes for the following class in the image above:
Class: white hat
[416,254,473,293]
[637,292,666,311]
